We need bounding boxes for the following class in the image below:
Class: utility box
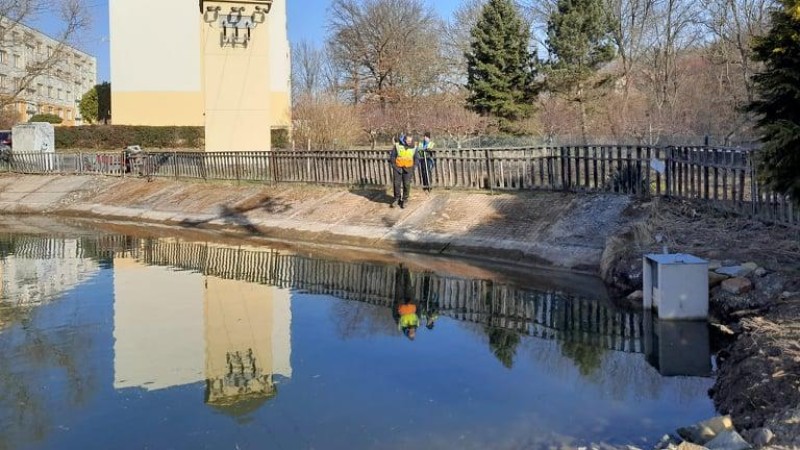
[643,253,708,320]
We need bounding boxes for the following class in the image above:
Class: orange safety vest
[395,143,416,168]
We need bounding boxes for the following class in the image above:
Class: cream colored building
[0,20,97,126]
[109,0,291,151]
[112,245,292,410]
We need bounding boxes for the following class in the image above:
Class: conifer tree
[545,0,615,142]
[465,0,537,124]
[750,0,800,201]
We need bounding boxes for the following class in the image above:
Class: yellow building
[0,20,97,126]
[109,0,291,151]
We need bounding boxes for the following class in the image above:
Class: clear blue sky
[32,0,463,83]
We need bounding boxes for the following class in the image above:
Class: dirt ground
[604,197,800,447]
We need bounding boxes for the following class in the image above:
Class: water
[0,231,716,450]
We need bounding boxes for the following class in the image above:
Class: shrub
[29,113,63,124]
[55,125,204,149]
[271,128,290,149]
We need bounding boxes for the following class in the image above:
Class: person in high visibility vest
[389,135,419,208]
[417,132,436,192]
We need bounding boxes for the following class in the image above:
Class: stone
[750,428,774,448]
[705,430,750,450]
[753,267,767,277]
[742,262,759,272]
[716,266,753,278]
[709,272,729,288]
[676,442,709,450]
[11,122,55,153]
[708,260,722,270]
[721,278,753,295]
[679,416,735,445]
[627,290,644,301]
[721,259,738,267]
[678,426,717,445]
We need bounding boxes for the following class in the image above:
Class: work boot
[390,199,398,208]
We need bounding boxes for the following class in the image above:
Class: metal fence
[0,146,797,227]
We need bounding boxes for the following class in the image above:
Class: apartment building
[0,20,97,126]
[109,0,291,151]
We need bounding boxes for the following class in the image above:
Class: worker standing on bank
[417,132,436,192]
[389,135,418,209]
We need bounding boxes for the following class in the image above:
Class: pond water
[0,231,716,450]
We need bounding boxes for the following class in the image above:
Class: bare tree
[0,0,90,114]
[441,0,486,88]
[292,93,361,150]
[328,0,443,106]
[291,40,325,101]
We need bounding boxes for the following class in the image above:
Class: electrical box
[643,253,708,320]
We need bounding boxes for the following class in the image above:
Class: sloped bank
[0,174,632,273]
[600,196,800,448]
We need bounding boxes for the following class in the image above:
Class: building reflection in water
[112,246,292,412]
[0,238,100,307]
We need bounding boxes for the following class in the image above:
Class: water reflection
[0,232,718,449]
[644,313,712,377]
[112,255,292,414]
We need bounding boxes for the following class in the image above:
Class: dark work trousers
[419,158,434,190]
[392,167,413,203]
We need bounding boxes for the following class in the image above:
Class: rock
[676,442,709,450]
[708,260,722,270]
[779,291,797,300]
[678,426,717,445]
[741,262,759,271]
[705,430,750,450]
[753,267,767,277]
[627,290,644,301]
[721,278,753,295]
[716,266,754,277]
[750,428,774,447]
[679,416,735,445]
[709,272,729,288]
[722,259,738,267]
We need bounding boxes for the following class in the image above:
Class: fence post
[121,151,126,178]
[664,147,672,197]
[173,151,178,180]
[485,148,494,193]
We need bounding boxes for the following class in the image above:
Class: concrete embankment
[0,174,633,272]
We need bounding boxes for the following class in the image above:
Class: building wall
[0,20,97,126]
[109,0,204,126]
[109,0,291,148]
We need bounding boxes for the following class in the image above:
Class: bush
[29,113,63,124]
[55,125,204,149]
[272,128,290,149]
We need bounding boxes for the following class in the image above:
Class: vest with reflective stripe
[395,143,416,168]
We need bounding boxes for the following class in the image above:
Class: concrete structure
[109,0,291,151]
[112,248,292,408]
[11,123,54,153]
[0,19,97,126]
[643,254,709,320]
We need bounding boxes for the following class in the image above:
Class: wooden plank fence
[2,146,797,227]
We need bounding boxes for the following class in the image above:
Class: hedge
[55,125,290,150]
[55,126,204,149]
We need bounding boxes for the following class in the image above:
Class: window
[66,90,72,101]
[0,51,6,64]
[38,84,44,96]
[67,110,72,121]
[0,75,6,89]
[57,88,63,100]
[47,85,53,98]
[13,54,21,69]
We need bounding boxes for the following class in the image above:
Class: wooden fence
[1,146,797,227]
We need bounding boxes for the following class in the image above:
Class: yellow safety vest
[395,143,416,168]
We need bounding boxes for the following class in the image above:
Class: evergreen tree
[749,0,800,201]
[545,0,615,142]
[465,0,537,124]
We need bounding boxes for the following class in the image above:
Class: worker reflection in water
[393,264,419,340]
[419,273,439,330]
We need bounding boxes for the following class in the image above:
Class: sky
[32,0,464,83]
